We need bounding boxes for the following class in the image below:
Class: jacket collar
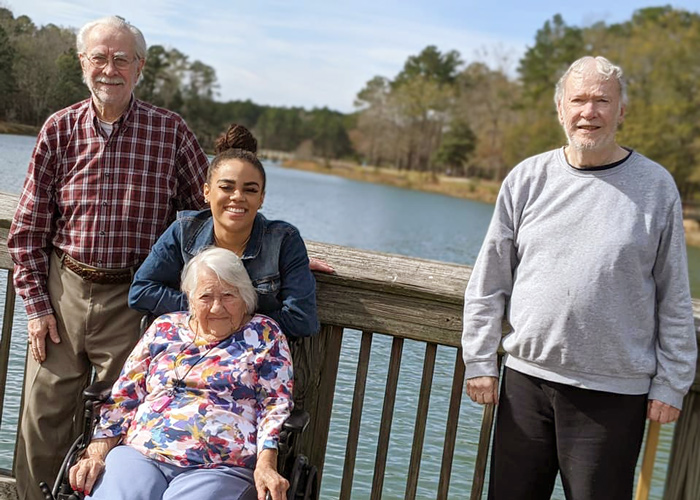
[182,210,267,261]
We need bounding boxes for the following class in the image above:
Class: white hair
[181,247,258,315]
[554,56,628,108]
[77,16,147,61]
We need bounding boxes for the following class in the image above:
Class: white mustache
[95,77,125,85]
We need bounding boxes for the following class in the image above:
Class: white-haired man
[462,56,697,499]
[8,16,209,499]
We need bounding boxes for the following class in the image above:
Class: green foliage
[393,45,463,87]
[432,121,476,174]
[51,48,88,110]
[518,14,585,103]
[255,107,304,151]
[306,107,353,160]
[0,24,17,119]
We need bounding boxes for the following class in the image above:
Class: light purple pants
[86,446,257,500]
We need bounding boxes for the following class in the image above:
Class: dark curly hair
[208,124,266,190]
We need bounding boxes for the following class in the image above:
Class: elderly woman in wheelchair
[68,247,292,500]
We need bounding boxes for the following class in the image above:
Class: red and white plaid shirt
[8,97,209,319]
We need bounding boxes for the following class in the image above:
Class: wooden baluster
[405,342,437,499]
[0,275,16,428]
[370,336,403,500]
[339,331,373,500]
[293,323,344,499]
[437,348,465,500]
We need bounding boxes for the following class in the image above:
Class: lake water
[0,133,690,498]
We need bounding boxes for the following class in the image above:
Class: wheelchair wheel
[287,454,317,500]
[287,454,306,499]
[301,465,317,500]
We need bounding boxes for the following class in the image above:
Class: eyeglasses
[83,54,138,70]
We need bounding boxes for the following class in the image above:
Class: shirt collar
[88,95,136,135]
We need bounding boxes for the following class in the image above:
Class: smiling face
[204,159,265,241]
[190,268,249,341]
[79,24,144,121]
[557,64,625,154]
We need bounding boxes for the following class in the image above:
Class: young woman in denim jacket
[129,124,322,338]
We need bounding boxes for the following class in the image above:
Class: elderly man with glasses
[8,16,209,500]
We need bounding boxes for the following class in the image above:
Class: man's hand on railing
[647,399,680,424]
[466,376,499,405]
[27,313,60,363]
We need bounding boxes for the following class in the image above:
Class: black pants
[488,367,647,500]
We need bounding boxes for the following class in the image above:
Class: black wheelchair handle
[283,409,310,434]
[83,380,113,402]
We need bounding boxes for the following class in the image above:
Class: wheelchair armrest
[283,409,310,434]
[83,380,113,402]
[139,315,152,336]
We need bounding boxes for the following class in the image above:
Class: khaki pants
[15,252,142,500]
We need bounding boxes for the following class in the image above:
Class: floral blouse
[94,312,293,469]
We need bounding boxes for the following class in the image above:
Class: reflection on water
[0,133,694,498]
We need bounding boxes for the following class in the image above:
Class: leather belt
[56,250,135,285]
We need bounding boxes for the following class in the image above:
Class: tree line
[1,7,699,199]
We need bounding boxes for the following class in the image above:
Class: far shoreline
[0,122,40,136]
[280,159,501,204]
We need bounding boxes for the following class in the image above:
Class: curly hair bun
[214,124,258,155]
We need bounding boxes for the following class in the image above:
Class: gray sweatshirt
[462,148,697,409]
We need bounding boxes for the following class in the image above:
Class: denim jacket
[128,209,319,338]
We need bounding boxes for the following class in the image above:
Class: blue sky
[4,1,699,112]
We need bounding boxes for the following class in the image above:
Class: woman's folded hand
[69,455,105,495]
[68,436,120,495]
[254,449,289,500]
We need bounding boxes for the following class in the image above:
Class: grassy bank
[281,159,501,204]
[0,122,40,136]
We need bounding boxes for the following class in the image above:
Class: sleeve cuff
[463,359,500,380]
[24,298,54,320]
[648,381,686,410]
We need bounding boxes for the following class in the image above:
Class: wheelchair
[38,381,318,500]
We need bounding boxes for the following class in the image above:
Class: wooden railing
[1,190,699,499]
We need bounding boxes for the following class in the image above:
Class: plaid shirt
[8,97,209,319]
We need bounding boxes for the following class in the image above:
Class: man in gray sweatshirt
[462,56,697,499]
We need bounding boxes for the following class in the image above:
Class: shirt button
[99,230,105,236]
[105,173,110,177]
[97,260,103,266]
[102,201,108,206]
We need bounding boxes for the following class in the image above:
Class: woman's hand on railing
[466,376,499,405]
[309,257,335,274]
